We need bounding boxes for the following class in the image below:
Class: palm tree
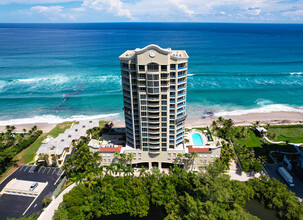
[127,153,134,166]
[22,128,26,133]
[177,153,183,168]
[190,152,198,170]
[139,166,147,177]
[114,152,120,162]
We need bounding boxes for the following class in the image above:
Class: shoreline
[1,111,303,133]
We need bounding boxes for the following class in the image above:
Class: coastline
[1,111,303,133]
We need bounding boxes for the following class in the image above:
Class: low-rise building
[89,127,222,170]
[36,120,98,167]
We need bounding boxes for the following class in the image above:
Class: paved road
[38,183,76,220]
[266,164,303,199]
[0,165,64,219]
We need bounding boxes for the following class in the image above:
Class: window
[141,100,146,105]
[142,128,147,132]
[139,65,145,71]
[162,106,167,110]
[138,153,142,158]
[162,112,167,116]
[162,128,167,132]
[162,123,167,127]
[170,64,176,69]
[122,63,128,68]
[130,64,136,69]
[142,133,147,137]
[162,133,167,137]
[142,123,147,127]
[141,106,146,110]
[162,138,167,141]
[161,100,167,105]
[142,117,147,121]
[162,148,167,151]
[143,143,148,146]
[143,138,147,141]
[168,153,171,159]
[140,94,146,99]
[173,153,176,159]
[161,117,167,121]
[161,95,167,99]
[161,65,167,71]
[141,112,147,116]
[147,63,159,72]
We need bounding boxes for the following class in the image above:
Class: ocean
[0,23,303,125]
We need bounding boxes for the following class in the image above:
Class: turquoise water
[192,133,203,145]
[0,23,303,125]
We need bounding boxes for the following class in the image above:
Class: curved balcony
[147,102,160,107]
[149,135,160,139]
[148,124,160,129]
[148,114,160,118]
[148,150,160,155]
[148,129,160,134]
[148,119,160,123]
[148,108,160,112]
[149,139,160,144]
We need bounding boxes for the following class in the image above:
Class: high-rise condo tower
[119,44,188,155]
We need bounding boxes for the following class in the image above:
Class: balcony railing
[177,108,185,114]
[177,98,186,103]
[178,66,187,70]
[121,67,129,71]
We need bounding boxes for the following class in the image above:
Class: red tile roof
[98,145,122,153]
[188,145,212,153]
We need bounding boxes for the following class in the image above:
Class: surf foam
[0,113,121,126]
[215,104,303,116]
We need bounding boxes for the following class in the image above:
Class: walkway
[37,183,76,220]
[227,160,261,181]
[264,136,303,146]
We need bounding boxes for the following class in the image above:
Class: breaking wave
[215,104,303,116]
[0,113,121,126]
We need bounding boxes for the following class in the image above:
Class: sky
[0,0,303,23]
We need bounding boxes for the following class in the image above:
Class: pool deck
[186,129,210,148]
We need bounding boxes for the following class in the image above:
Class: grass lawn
[0,121,75,181]
[234,128,262,148]
[267,125,303,143]
[99,120,110,128]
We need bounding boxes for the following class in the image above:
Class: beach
[0,123,57,133]
[1,111,302,133]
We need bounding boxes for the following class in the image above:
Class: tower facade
[119,44,188,155]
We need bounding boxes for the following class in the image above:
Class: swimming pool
[192,133,203,145]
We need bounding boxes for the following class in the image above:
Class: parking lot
[265,164,303,199]
[0,165,64,219]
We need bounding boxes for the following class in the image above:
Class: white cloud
[246,7,262,15]
[0,0,81,4]
[4,0,303,22]
[82,0,133,19]
[31,5,75,21]
[283,9,303,17]
[170,0,195,17]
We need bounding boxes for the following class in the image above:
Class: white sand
[1,111,302,133]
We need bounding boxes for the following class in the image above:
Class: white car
[29,182,38,191]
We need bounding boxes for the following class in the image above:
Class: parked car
[29,182,38,191]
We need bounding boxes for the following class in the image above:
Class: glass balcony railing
[121,67,129,71]
[178,66,187,70]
